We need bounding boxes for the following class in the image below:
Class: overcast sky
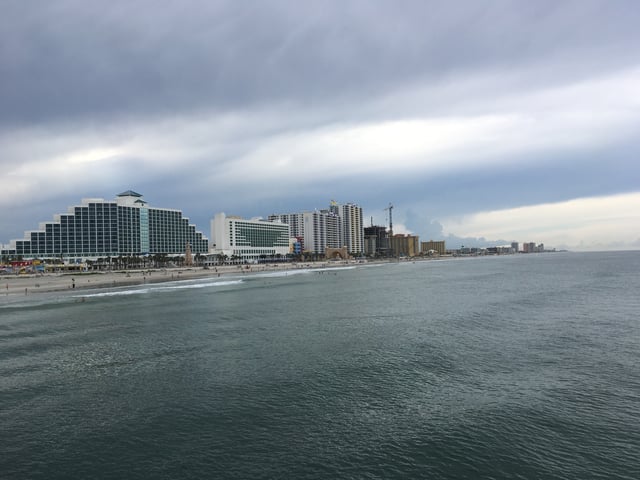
[2,0,639,251]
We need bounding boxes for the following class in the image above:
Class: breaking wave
[76,279,244,298]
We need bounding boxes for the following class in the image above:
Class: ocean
[1,251,639,479]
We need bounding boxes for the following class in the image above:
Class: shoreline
[1,254,494,300]
[0,252,561,301]
[0,260,385,298]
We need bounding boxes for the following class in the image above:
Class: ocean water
[1,252,639,479]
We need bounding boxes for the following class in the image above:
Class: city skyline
[1,190,551,256]
[1,1,639,252]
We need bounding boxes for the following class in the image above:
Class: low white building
[210,213,290,262]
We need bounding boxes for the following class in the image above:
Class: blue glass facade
[3,193,208,258]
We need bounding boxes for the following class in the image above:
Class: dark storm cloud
[2,0,640,249]
[2,0,639,127]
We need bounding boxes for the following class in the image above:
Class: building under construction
[364,225,390,257]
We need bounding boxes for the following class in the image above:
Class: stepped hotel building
[1,191,208,260]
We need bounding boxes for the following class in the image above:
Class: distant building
[210,212,290,262]
[330,201,364,255]
[270,201,363,255]
[303,210,341,254]
[390,234,420,257]
[511,242,519,253]
[364,225,390,257]
[421,240,446,255]
[291,236,303,256]
[268,210,340,255]
[268,213,305,239]
[1,191,208,260]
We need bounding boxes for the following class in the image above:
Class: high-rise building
[268,201,363,256]
[302,210,340,254]
[210,212,290,261]
[330,201,364,254]
[268,209,340,255]
[1,191,208,259]
[268,213,305,239]
[390,234,420,257]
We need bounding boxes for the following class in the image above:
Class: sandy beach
[0,261,352,298]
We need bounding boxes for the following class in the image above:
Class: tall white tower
[333,202,363,254]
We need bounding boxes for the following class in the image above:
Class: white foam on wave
[254,269,312,278]
[253,265,357,279]
[314,266,356,272]
[35,265,369,304]
[154,279,243,291]
[76,279,244,298]
[76,288,152,298]
[358,262,386,268]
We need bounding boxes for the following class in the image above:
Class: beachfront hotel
[1,191,208,260]
[421,240,446,256]
[268,209,341,255]
[269,200,364,255]
[390,233,421,257]
[331,201,364,255]
[210,212,290,262]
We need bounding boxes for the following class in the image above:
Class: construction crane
[384,203,394,236]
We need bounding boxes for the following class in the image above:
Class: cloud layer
[442,192,640,251]
[2,1,639,251]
